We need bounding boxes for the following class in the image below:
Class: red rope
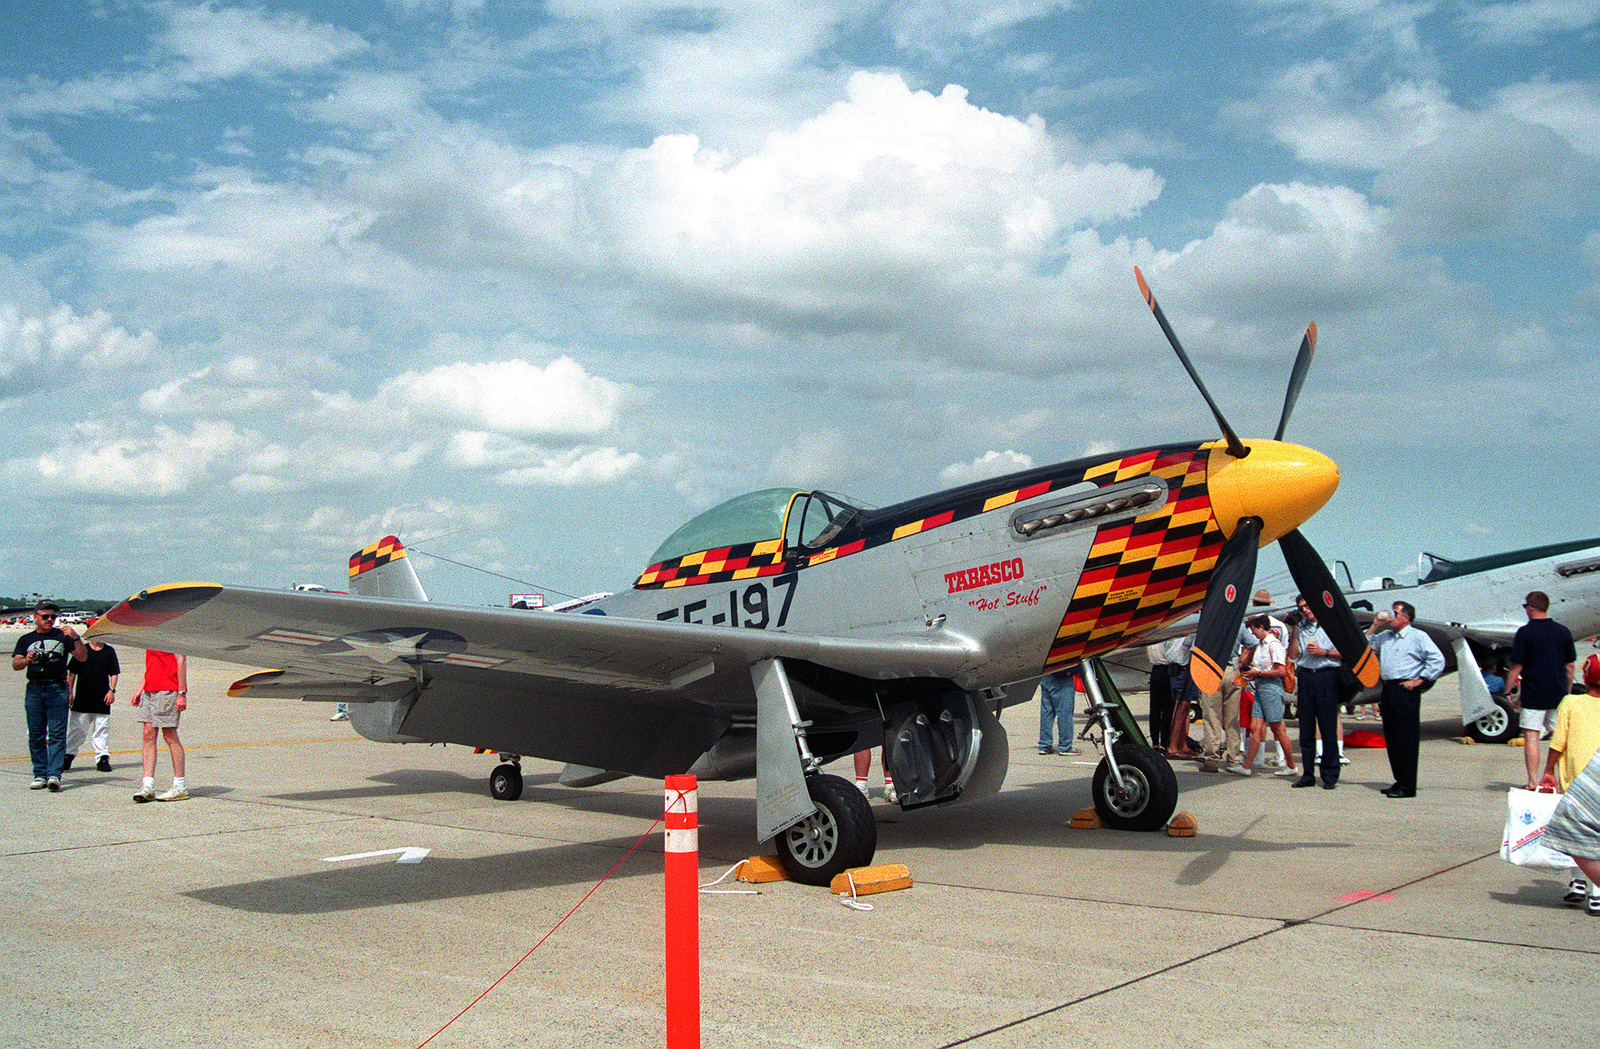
[416,813,666,1048]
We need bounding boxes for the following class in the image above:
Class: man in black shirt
[66,629,120,772]
[10,599,87,790]
[1508,590,1577,791]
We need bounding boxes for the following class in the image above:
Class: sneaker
[1274,767,1300,777]
[855,779,869,798]
[1057,746,1080,756]
[1039,746,1055,755]
[1291,775,1316,788]
[96,756,111,772]
[329,711,349,722]
[46,778,61,792]
[1199,762,1221,774]
[62,755,74,771]
[133,787,156,803]
[1264,757,1283,768]
[1589,894,1600,917]
[1225,765,1252,777]
[883,780,898,804]
[1339,754,1351,765]
[29,778,46,790]
[155,786,189,802]
[1564,877,1588,905]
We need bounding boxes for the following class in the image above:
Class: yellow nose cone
[1206,440,1339,545]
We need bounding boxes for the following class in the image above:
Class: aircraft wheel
[775,774,877,886]
[1466,694,1518,745]
[489,762,523,801]
[1091,745,1179,831]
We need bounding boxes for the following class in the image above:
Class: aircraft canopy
[647,487,870,568]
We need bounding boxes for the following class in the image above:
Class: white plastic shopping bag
[1500,788,1576,869]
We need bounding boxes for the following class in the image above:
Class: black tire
[1467,693,1518,744]
[775,774,877,886]
[489,762,523,801]
[1091,745,1179,831]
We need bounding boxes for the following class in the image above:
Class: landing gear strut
[1078,658,1179,831]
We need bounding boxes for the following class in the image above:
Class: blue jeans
[1038,671,1075,749]
[24,682,69,780]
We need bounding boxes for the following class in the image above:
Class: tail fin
[348,535,429,602]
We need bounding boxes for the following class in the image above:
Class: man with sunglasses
[10,599,87,791]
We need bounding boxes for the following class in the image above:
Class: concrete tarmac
[4,640,1597,1048]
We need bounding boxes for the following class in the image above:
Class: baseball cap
[1584,654,1600,690]
[34,599,59,612]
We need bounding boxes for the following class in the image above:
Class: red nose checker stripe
[1045,448,1224,670]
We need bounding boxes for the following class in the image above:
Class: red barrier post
[664,774,699,1049]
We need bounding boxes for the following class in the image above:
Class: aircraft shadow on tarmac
[183,765,1352,913]
[182,835,676,914]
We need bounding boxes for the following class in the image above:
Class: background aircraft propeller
[1132,267,1380,694]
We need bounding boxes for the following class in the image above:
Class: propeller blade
[1273,322,1317,441]
[1189,516,1262,694]
[1134,266,1249,460]
[1279,528,1381,688]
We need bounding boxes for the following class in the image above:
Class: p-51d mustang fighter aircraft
[1345,537,1600,743]
[90,270,1379,885]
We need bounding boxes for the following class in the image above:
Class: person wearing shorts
[1507,590,1576,791]
[1241,615,1300,779]
[132,649,188,803]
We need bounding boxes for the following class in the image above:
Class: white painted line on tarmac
[323,847,431,865]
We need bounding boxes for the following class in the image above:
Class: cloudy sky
[2,0,1596,608]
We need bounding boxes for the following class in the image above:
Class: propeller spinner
[1132,267,1380,695]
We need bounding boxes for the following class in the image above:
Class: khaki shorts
[136,690,183,728]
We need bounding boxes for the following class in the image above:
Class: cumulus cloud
[12,420,249,498]
[495,446,642,486]
[92,170,375,273]
[342,71,1161,337]
[139,358,287,415]
[1160,181,1406,323]
[1238,62,1457,170]
[161,1,368,79]
[4,2,367,117]
[380,356,627,438]
[0,302,157,398]
[1492,78,1600,157]
[1373,113,1587,238]
[939,449,1036,486]
[1461,0,1600,44]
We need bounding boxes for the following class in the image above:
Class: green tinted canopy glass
[647,488,800,567]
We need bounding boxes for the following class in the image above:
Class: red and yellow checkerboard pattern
[349,535,407,579]
[636,539,787,588]
[1044,447,1223,670]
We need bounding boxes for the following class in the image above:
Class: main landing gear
[1466,692,1518,744]
[774,774,877,885]
[1078,660,1179,831]
[489,756,523,801]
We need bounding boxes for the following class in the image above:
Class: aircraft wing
[1353,610,1521,655]
[88,583,984,776]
